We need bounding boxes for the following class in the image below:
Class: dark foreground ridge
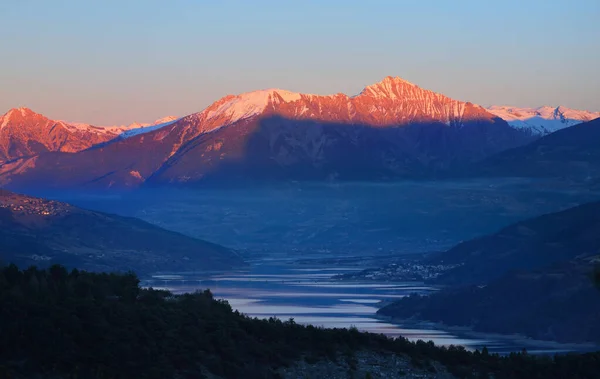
[2,265,600,379]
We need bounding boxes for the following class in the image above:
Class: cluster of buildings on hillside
[0,197,69,216]
[335,262,462,282]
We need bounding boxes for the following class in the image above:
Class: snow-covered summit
[356,76,418,99]
[203,89,304,124]
[488,105,600,136]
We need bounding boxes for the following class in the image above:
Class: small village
[0,195,70,217]
[334,261,462,282]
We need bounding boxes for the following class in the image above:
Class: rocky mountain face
[487,105,600,136]
[0,189,243,274]
[0,107,179,164]
[0,108,117,164]
[147,77,530,185]
[0,77,531,189]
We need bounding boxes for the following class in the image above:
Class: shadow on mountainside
[146,115,529,186]
[466,117,600,181]
[0,114,530,191]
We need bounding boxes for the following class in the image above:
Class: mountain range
[0,107,178,164]
[0,189,243,274]
[0,76,598,190]
[0,77,532,189]
[487,105,600,137]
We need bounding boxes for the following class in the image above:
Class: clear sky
[1,0,599,125]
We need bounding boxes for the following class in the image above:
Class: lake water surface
[145,259,590,355]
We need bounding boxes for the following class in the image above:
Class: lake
[144,258,592,355]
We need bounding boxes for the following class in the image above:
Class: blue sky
[1,0,599,125]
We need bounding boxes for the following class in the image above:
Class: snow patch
[1,109,23,129]
[119,118,179,138]
[0,113,13,129]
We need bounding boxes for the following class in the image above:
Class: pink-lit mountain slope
[0,77,531,189]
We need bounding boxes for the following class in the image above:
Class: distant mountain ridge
[0,107,116,164]
[0,107,178,163]
[487,105,600,136]
[0,76,531,189]
[65,115,180,138]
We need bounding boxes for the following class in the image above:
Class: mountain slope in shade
[0,77,531,189]
[428,200,600,285]
[0,107,179,164]
[475,117,600,180]
[487,105,600,136]
[0,189,243,273]
[378,258,600,344]
[378,201,600,343]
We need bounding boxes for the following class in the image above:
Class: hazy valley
[38,177,600,352]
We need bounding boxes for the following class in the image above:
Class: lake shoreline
[375,314,600,354]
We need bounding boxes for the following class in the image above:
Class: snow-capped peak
[356,76,419,99]
[203,88,303,125]
[487,105,600,136]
